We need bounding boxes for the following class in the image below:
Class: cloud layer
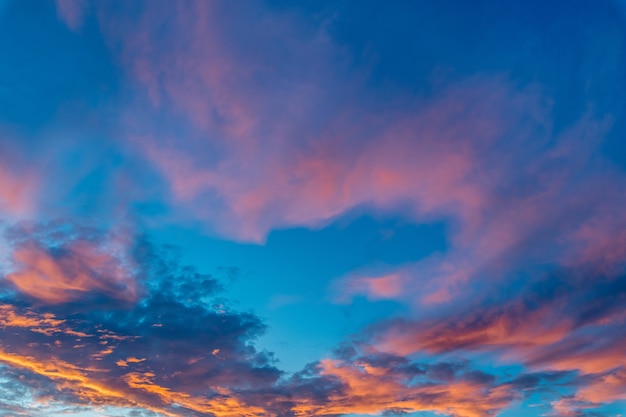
[0,1,625,416]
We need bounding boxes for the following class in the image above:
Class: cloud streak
[368,265,626,415]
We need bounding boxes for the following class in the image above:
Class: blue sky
[0,1,626,416]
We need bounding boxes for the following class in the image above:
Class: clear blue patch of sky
[0,0,122,139]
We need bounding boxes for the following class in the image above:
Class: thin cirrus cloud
[0,168,35,218]
[88,0,626,309]
[87,1,509,240]
[0,144,38,220]
[54,0,88,31]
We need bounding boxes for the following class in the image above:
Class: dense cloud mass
[0,226,276,415]
[0,226,523,417]
[1,0,626,416]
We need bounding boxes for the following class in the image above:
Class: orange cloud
[368,268,626,416]
[125,372,269,417]
[0,346,141,409]
[0,329,268,417]
[0,300,526,417]
[4,351,268,417]
[378,303,573,358]
[5,239,137,304]
[291,359,515,417]
[0,304,64,330]
[576,368,626,404]
[550,368,626,417]
[0,304,93,338]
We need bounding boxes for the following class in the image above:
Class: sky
[0,0,626,416]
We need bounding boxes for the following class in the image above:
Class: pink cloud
[134,78,537,243]
[97,2,625,313]
[377,305,574,358]
[0,164,37,218]
[360,274,404,299]
[576,368,626,404]
[92,1,626,309]
[5,236,138,304]
[337,273,405,302]
[338,116,620,305]
[55,0,89,31]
